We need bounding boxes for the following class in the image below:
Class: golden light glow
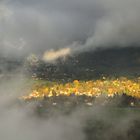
[22,77,140,100]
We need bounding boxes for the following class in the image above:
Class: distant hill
[28,46,140,81]
[0,47,140,80]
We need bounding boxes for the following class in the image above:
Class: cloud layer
[1,0,140,58]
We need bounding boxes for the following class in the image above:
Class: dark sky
[0,0,140,58]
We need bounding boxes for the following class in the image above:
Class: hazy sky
[0,0,140,58]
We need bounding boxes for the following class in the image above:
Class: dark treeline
[0,46,140,81]
[27,46,140,81]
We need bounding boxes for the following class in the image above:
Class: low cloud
[1,0,140,59]
[42,48,71,62]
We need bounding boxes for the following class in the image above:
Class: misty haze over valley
[0,0,140,140]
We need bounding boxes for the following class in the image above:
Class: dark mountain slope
[29,46,140,81]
